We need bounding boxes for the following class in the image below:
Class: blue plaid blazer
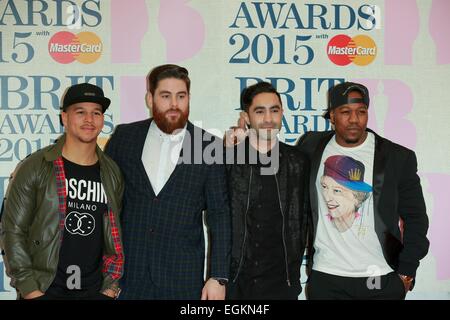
[105,119,231,298]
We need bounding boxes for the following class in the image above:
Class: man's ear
[60,111,67,128]
[329,110,335,125]
[145,92,153,111]
[243,111,250,128]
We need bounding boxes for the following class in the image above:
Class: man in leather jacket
[0,83,124,300]
[225,82,310,299]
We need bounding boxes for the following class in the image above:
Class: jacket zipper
[274,171,291,287]
[232,167,253,283]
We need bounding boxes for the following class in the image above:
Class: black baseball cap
[61,83,111,113]
[324,82,369,119]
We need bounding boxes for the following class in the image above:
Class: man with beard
[104,64,231,300]
[225,82,310,300]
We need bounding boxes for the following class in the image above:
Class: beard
[343,129,366,145]
[344,137,361,144]
[153,105,189,134]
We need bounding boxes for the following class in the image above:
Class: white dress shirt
[141,121,186,196]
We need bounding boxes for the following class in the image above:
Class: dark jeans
[119,277,202,300]
[227,273,301,300]
[20,289,114,300]
[307,270,407,300]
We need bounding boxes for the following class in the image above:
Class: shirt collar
[150,120,187,142]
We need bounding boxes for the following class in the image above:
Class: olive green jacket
[0,134,124,298]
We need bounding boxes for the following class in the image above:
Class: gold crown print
[348,168,362,181]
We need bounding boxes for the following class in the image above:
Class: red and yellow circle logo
[327,34,377,66]
[48,31,102,64]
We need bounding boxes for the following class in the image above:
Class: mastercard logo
[48,31,102,64]
[327,34,377,66]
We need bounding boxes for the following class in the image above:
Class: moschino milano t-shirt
[47,158,107,296]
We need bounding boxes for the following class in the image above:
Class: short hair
[147,64,190,94]
[240,81,281,112]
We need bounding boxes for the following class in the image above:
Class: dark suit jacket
[105,119,231,298]
[296,128,429,278]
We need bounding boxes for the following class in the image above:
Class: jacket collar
[233,136,285,166]
[370,128,388,236]
[310,131,334,191]
[139,119,194,197]
[233,136,289,213]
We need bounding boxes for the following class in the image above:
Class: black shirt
[47,158,106,297]
[240,146,286,286]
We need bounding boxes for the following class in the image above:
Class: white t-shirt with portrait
[312,132,393,277]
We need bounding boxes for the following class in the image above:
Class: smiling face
[61,102,104,145]
[330,91,369,147]
[320,175,359,220]
[148,77,190,134]
[244,92,283,141]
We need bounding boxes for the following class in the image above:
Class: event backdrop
[0,0,449,299]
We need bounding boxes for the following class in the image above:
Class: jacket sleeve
[300,153,313,277]
[0,160,41,296]
[397,151,429,277]
[303,156,312,234]
[101,207,124,295]
[101,150,125,294]
[204,160,231,280]
[295,133,307,147]
[294,132,317,160]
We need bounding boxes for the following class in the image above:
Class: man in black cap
[296,81,429,299]
[0,83,124,300]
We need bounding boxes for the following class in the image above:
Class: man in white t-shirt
[297,82,429,299]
